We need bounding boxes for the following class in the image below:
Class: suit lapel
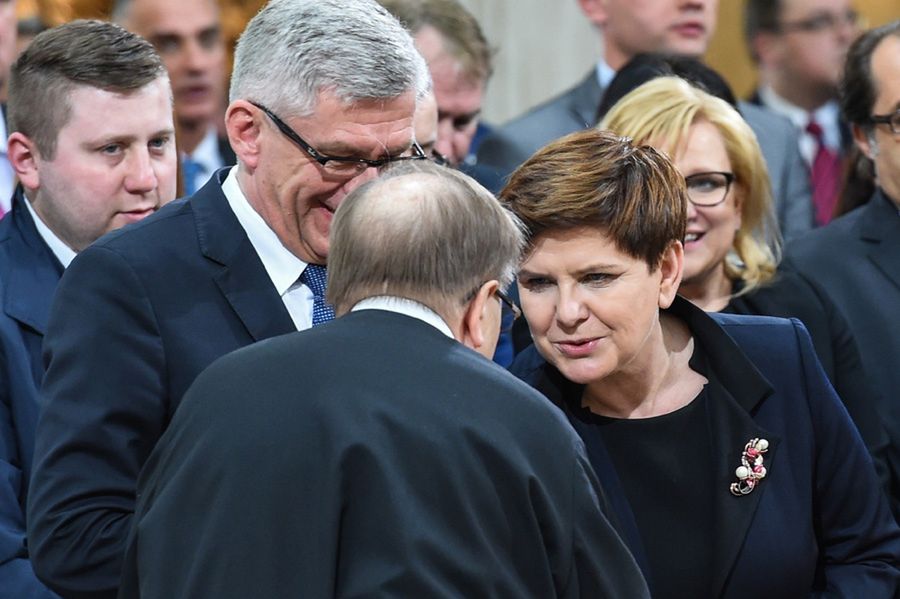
[705,376,779,597]
[567,71,604,130]
[859,190,900,293]
[3,191,63,335]
[192,169,296,341]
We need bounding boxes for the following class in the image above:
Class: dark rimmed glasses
[870,109,900,135]
[684,171,735,207]
[250,101,427,176]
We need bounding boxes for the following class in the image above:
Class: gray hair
[229,0,429,117]
[327,161,525,316]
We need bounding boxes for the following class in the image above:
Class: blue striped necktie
[300,264,335,326]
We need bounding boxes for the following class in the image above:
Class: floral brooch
[730,438,769,496]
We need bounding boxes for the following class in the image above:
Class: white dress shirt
[24,196,76,268]
[221,167,314,331]
[758,86,843,166]
[351,295,454,339]
[182,127,226,194]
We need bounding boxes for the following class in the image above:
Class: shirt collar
[351,295,454,339]
[24,196,77,268]
[182,127,223,174]
[758,86,842,149]
[596,59,617,90]
[221,167,307,296]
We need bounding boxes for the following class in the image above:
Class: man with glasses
[27,1,428,597]
[745,0,861,226]
[785,20,900,520]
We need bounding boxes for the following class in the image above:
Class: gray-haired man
[27,1,428,597]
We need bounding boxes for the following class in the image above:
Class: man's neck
[765,72,835,113]
[177,119,212,156]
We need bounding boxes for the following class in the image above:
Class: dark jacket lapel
[191,168,295,341]
[858,189,900,293]
[2,188,63,336]
[567,70,604,130]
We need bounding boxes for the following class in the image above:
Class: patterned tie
[805,120,842,226]
[300,264,335,326]
[181,156,204,196]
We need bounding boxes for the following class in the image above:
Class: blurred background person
[501,128,900,598]
[745,0,861,225]
[0,0,17,217]
[379,0,492,167]
[785,20,900,520]
[600,73,895,512]
[0,19,175,597]
[478,0,814,244]
[113,0,232,196]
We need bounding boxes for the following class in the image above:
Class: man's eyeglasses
[684,171,735,207]
[251,101,427,176]
[870,109,900,135]
[496,288,521,322]
[778,9,860,34]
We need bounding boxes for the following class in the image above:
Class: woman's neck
[679,266,734,312]
[581,313,707,419]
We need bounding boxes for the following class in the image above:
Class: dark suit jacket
[118,310,651,599]
[784,188,900,519]
[27,169,297,599]
[511,297,900,597]
[725,270,895,503]
[0,190,62,599]
[476,70,813,242]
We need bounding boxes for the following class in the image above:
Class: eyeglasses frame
[250,101,426,173]
[683,171,736,208]
[870,109,900,135]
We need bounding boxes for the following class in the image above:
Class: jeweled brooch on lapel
[730,438,769,496]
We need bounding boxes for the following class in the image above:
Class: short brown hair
[8,20,167,159]
[327,161,524,315]
[500,129,686,270]
[379,0,493,84]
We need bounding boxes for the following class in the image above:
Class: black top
[567,342,714,598]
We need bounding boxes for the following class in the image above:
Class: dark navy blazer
[0,190,62,599]
[27,169,296,599]
[511,297,900,598]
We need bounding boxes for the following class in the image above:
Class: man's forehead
[127,0,220,35]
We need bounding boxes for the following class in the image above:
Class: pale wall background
[462,0,899,127]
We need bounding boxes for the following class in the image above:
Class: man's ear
[578,0,609,28]
[459,280,500,357]
[225,100,263,170]
[8,132,41,191]
[852,123,878,161]
[658,241,684,309]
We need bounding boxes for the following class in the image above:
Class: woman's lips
[672,22,706,38]
[554,338,600,358]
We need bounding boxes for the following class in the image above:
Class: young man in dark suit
[119,161,650,599]
[26,1,430,597]
[0,20,176,598]
[785,20,900,520]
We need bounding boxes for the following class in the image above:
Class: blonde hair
[600,76,781,295]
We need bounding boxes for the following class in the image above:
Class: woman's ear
[658,241,684,309]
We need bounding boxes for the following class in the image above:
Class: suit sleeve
[773,125,814,244]
[27,246,166,599]
[0,333,59,599]
[806,276,896,510]
[562,445,650,598]
[793,321,900,597]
